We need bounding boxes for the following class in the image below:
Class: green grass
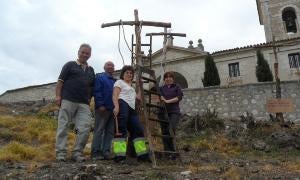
[0,141,38,161]
[0,115,58,162]
[179,134,241,156]
[0,114,93,162]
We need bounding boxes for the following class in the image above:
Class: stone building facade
[0,83,56,103]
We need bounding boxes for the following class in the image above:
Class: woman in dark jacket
[158,71,183,159]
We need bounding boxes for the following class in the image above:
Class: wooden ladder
[135,65,179,167]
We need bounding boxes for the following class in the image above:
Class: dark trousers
[159,113,180,152]
[91,110,114,158]
[117,99,145,141]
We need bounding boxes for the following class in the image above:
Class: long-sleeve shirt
[159,83,183,114]
[93,72,116,110]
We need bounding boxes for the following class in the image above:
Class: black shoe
[137,154,152,163]
[168,154,176,160]
[56,156,66,162]
[91,156,104,161]
[103,155,113,160]
[71,155,86,163]
[102,152,113,160]
[114,156,126,163]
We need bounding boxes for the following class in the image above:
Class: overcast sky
[0,0,265,94]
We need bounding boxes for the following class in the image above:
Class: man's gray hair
[104,61,114,68]
[79,43,92,50]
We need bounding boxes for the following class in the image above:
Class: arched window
[282,7,297,33]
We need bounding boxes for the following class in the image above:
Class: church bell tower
[256,0,300,42]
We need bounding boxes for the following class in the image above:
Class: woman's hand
[161,96,179,104]
[160,96,168,103]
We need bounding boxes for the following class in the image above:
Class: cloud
[0,0,265,94]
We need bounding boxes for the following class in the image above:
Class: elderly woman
[158,71,183,160]
[112,65,150,163]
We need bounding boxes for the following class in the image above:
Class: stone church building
[1,0,300,122]
[151,0,300,89]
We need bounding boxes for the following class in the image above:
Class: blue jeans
[91,109,114,158]
[117,99,145,139]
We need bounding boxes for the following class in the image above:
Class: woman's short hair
[120,65,135,80]
[163,71,175,80]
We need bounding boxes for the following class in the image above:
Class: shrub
[256,49,274,82]
[191,109,224,132]
[202,54,220,87]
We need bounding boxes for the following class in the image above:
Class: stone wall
[1,80,300,121]
[180,80,300,121]
[0,83,56,103]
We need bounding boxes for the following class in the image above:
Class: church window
[282,7,297,33]
[228,62,240,77]
[288,53,300,68]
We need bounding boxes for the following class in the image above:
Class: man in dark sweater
[55,43,95,162]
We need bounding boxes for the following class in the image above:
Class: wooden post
[272,36,284,123]
[162,28,168,72]
[101,10,172,167]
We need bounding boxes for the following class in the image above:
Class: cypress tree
[202,54,220,87]
[256,49,274,82]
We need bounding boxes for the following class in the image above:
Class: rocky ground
[1,153,300,179]
[0,102,300,179]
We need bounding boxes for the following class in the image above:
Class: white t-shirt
[114,79,136,109]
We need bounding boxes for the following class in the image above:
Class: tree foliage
[256,49,274,82]
[202,54,220,87]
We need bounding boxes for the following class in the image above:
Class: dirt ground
[1,153,300,179]
[1,103,300,179]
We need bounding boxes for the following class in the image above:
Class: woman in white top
[112,65,150,163]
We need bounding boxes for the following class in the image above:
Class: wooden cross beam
[145,30,186,70]
[101,21,171,28]
[145,32,186,37]
[101,9,171,67]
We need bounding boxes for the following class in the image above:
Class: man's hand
[97,106,106,112]
[56,96,62,106]
[113,106,119,117]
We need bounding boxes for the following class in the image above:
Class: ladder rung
[144,89,159,95]
[137,65,155,75]
[142,76,156,83]
[151,134,174,139]
[146,103,163,109]
[149,118,168,123]
[133,43,151,46]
